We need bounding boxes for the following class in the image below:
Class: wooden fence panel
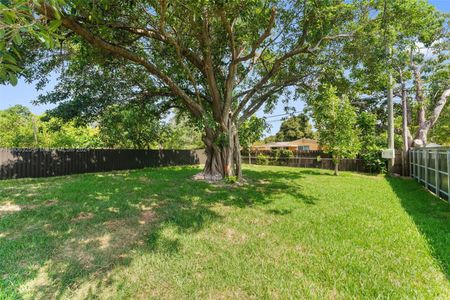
[242,150,404,174]
[0,148,207,180]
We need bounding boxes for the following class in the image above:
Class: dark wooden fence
[0,148,207,180]
[0,147,406,180]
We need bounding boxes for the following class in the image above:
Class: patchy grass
[0,165,449,299]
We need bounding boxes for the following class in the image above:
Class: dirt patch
[257,179,271,185]
[192,172,223,182]
[138,176,151,183]
[27,200,57,211]
[71,212,95,222]
[0,202,21,216]
[139,210,156,225]
[224,228,248,244]
[44,200,58,206]
[103,219,126,230]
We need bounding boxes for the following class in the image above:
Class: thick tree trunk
[413,88,450,146]
[199,120,242,181]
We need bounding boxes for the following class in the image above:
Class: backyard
[0,165,449,299]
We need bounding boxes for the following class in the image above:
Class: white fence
[410,147,450,202]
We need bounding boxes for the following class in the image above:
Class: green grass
[0,165,449,299]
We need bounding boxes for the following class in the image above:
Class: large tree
[275,113,314,141]
[310,84,360,176]
[98,103,169,150]
[0,105,101,148]
[1,0,362,180]
[346,0,448,149]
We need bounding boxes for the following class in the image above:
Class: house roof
[254,138,318,148]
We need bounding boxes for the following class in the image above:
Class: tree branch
[199,11,222,120]
[427,88,450,129]
[235,8,276,63]
[38,4,204,118]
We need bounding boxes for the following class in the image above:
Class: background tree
[161,115,204,150]
[275,113,314,141]
[357,112,386,173]
[0,105,101,148]
[346,0,448,150]
[98,104,168,150]
[41,117,101,148]
[0,105,37,147]
[429,104,450,146]
[310,85,360,175]
[408,35,449,146]
[238,116,269,162]
[1,0,363,180]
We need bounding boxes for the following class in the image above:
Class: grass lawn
[0,165,449,299]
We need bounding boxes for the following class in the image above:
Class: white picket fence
[410,147,450,202]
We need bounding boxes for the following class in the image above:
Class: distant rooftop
[255,138,318,148]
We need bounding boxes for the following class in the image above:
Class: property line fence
[0,148,206,180]
[410,147,450,202]
[242,155,370,172]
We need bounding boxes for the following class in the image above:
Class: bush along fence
[0,148,207,180]
[241,149,403,174]
[410,147,450,202]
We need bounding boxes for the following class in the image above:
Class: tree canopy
[310,85,360,175]
[274,113,314,142]
[0,105,101,148]
[0,0,364,180]
[0,0,448,178]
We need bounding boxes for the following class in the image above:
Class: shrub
[271,149,294,165]
[360,145,386,174]
[225,176,238,184]
[256,154,269,165]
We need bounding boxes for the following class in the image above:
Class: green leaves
[275,114,314,142]
[0,0,65,85]
[239,116,268,149]
[310,84,361,161]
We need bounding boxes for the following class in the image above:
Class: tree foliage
[357,112,386,173]
[275,113,314,141]
[346,0,449,147]
[310,85,360,175]
[0,105,100,148]
[238,116,269,150]
[0,0,364,180]
[98,104,168,149]
[161,115,204,150]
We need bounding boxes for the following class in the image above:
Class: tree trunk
[401,81,409,176]
[199,120,242,181]
[333,155,340,176]
[334,163,339,176]
[413,88,450,146]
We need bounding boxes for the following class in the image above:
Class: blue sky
[0,0,448,135]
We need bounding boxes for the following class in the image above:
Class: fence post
[424,149,428,187]
[410,149,413,177]
[447,150,450,203]
[435,150,439,197]
[414,150,418,180]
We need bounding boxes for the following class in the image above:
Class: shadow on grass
[387,177,450,280]
[0,165,316,298]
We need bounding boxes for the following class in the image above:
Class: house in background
[251,138,320,151]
